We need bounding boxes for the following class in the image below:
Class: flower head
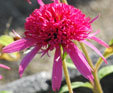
[3,0,109,91]
[25,3,92,50]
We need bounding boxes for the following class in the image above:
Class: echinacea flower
[0,64,10,79]
[3,0,109,91]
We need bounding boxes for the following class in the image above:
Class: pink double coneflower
[3,0,109,91]
[0,64,10,79]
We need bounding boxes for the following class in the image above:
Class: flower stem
[62,59,73,93]
[62,0,68,4]
[79,42,94,70]
[92,70,103,93]
[60,46,73,93]
[79,42,103,93]
[95,57,103,71]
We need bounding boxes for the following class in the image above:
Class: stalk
[62,59,73,93]
[79,42,94,70]
[60,46,73,93]
[79,42,103,93]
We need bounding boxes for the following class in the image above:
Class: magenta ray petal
[52,46,62,91]
[89,14,100,24]
[19,46,40,77]
[83,40,107,64]
[3,38,36,53]
[88,30,100,38]
[90,36,109,48]
[0,75,3,80]
[0,64,10,70]
[65,44,93,81]
[37,0,45,6]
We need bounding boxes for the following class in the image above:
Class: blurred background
[0,0,113,93]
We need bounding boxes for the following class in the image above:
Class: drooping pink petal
[88,30,100,38]
[3,38,36,53]
[37,0,45,6]
[0,75,3,80]
[89,14,100,24]
[65,44,94,81]
[19,46,40,77]
[83,40,107,64]
[90,36,109,48]
[0,64,10,70]
[52,46,62,91]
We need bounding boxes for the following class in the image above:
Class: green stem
[79,42,103,93]
[95,57,103,71]
[62,0,68,4]
[60,46,73,93]
[92,70,103,93]
[62,60,73,93]
[79,42,94,70]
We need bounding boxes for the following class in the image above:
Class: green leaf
[98,65,113,80]
[66,58,76,69]
[109,39,113,46]
[60,82,93,93]
[0,35,14,46]
[0,91,13,93]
